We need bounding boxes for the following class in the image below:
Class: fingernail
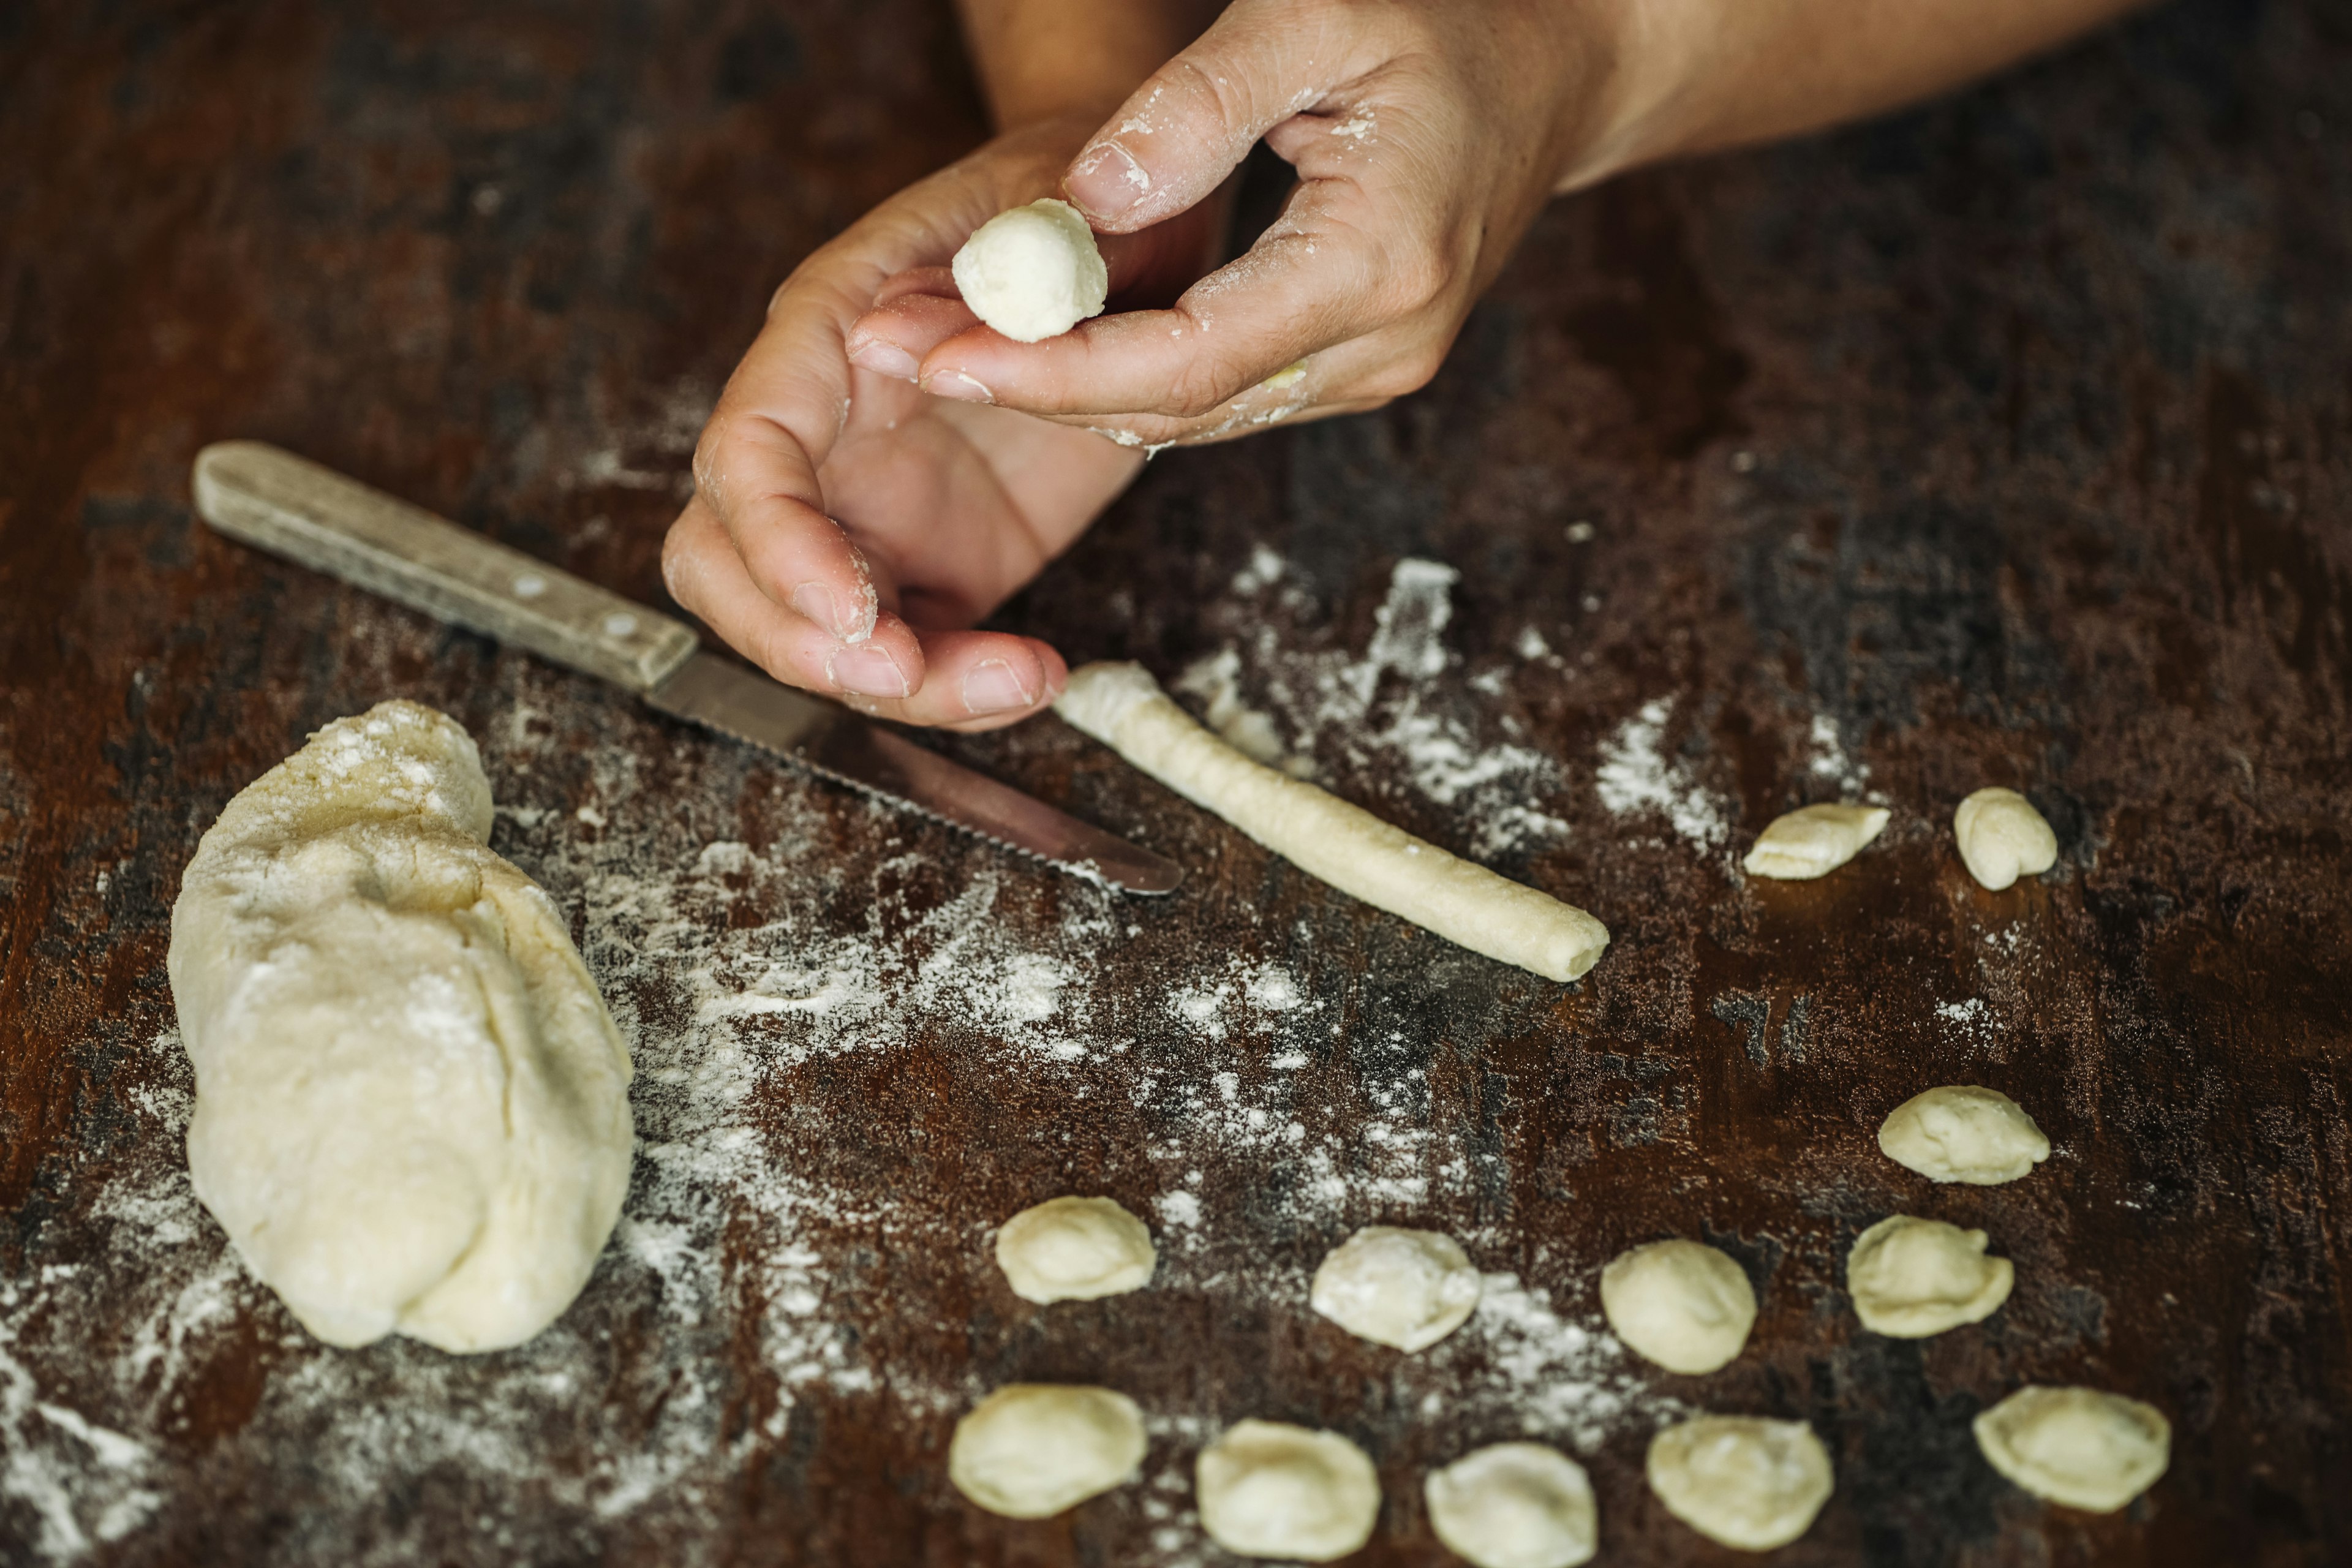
[962,658,1036,715]
[1067,142,1147,221]
[921,371,991,404]
[848,338,920,380]
[828,643,910,698]
[791,581,851,639]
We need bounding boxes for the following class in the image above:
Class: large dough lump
[1057,662,1609,981]
[1972,1385,2169,1512]
[1310,1225,1482,1352]
[1952,786,2058,890]
[995,1195,1156,1303]
[1196,1419,1381,1561]
[1646,1415,1833,1551]
[167,701,633,1352]
[1878,1085,2051,1184]
[948,1384,1146,1518]
[952,198,1109,342]
[1599,1238,1758,1374]
[1742,803,1890,880]
[1846,1215,2013,1337]
[1424,1442,1597,1568]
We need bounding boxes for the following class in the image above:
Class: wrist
[1537,0,1695,194]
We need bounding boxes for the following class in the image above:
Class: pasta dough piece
[951,198,1109,342]
[1878,1085,2051,1184]
[1741,803,1891,880]
[1646,1415,1833,1551]
[995,1196,1156,1303]
[1196,1420,1381,1562]
[1056,662,1608,982]
[1972,1385,2170,1512]
[167,701,632,1352]
[1953,786,2058,890]
[1425,1442,1597,1568]
[1599,1239,1757,1374]
[1309,1226,1482,1352]
[1846,1215,2013,1337]
[948,1384,1147,1518]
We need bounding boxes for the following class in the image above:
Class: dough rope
[1056,662,1609,982]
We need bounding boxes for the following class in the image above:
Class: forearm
[954,0,1225,130]
[1564,0,2150,189]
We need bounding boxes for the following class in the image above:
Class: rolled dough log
[167,701,633,1352]
[951,198,1109,343]
[1056,663,1609,982]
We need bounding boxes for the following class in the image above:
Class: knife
[190,440,1182,895]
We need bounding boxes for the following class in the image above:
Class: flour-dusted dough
[1057,663,1609,982]
[1196,1420,1381,1562]
[1646,1415,1833,1551]
[1741,803,1891,880]
[1878,1085,2051,1185]
[951,198,1109,343]
[1599,1239,1758,1374]
[1973,1385,2170,1512]
[1309,1226,1482,1352]
[1425,1442,1597,1568]
[1846,1215,2013,1337]
[1953,787,2059,891]
[948,1384,1147,1518]
[995,1195,1156,1303]
[167,701,632,1352]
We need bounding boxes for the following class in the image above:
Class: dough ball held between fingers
[1057,663,1608,982]
[951,198,1109,343]
[1309,1226,1482,1352]
[1599,1239,1758,1374]
[948,1384,1147,1518]
[994,1195,1156,1303]
[1953,786,2059,890]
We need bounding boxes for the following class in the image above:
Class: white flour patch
[1596,698,1729,849]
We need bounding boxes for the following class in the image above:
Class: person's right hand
[662,115,1225,730]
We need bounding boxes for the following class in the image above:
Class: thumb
[1061,0,1362,233]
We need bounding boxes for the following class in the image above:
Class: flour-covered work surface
[6,0,2351,1563]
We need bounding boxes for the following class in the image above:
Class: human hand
[851,0,1627,449]
[662,116,1226,729]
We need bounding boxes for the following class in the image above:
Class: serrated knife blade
[190,440,1183,895]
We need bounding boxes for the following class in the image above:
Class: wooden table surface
[5,1,2350,1563]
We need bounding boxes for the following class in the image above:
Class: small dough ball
[1847,1215,2013,1338]
[951,198,1109,342]
[995,1196,1156,1303]
[1952,786,2058,891]
[1646,1415,1833,1551]
[1599,1240,1758,1375]
[1742,803,1891,880]
[1878,1085,2051,1185]
[948,1384,1146,1518]
[1196,1420,1381,1562]
[1425,1442,1597,1568]
[1973,1385,2170,1512]
[1309,1225,1482,1352]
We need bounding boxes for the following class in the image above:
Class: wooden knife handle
[191,440,699,693]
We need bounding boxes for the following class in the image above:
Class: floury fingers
[1055,662,1609,983]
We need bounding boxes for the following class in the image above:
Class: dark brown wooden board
[4,1,2350,1564]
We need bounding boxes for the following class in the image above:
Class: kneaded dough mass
[1878,1085,2051,1184]
[1425,1442,1597,1568]
[1646,1415,1834,1551]
[167,701,633,1352]
[1847,1215,2013,1338]
[1972,1385,2171,1512]
[1310,1225,1482,1352]
[1742,803,1891,880]
[951,198,1109,343]
[1599,1239,1758,1375]
[1057,662,1609,982]
[1196,1419,1381,1562]
[1953,786,2059,891]
[948,1384,1147,1518]
[995,1195,1156,1303]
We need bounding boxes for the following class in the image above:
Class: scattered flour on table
[1180,552,1570,857]
[1595,698,1729,849]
